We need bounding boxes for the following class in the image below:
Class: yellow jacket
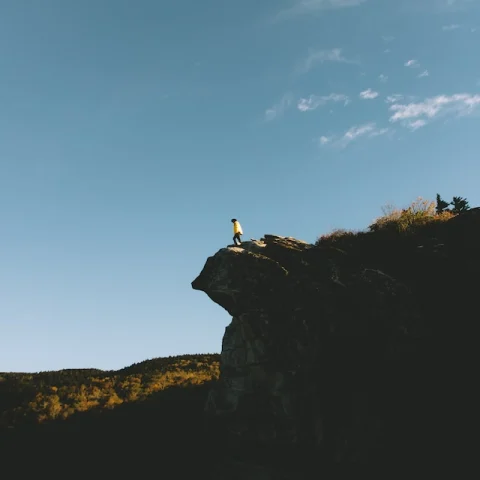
[233,221,243,235]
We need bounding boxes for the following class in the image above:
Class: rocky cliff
[192,209,479,476]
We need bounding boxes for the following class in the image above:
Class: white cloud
[385,94,419,104]
[404,59,420,68]
[274,0,368,22]
[418,70,429,78]
[389,93,480,129]
[297,93,350,111]
[296,48,358,75]
[359,88,379,99]
[370,127,390,137]
[320,122,390,148]
[384,49,391,53]
[339,122,389,146]
[436,0,478,12]
[382,35,395,42]
[264,93,293,122]
[408,119,427,130]
[343,123,375,140]
[409,0,478,13]
[442,24,461,30]
[385,94,404,104]
[379,74,388,83]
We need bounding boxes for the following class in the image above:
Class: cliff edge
[192,209,479,475]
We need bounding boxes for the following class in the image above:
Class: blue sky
[1,0,479,372]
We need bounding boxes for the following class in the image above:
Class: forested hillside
[0,354,219,428]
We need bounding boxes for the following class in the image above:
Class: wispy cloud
[418,70,429,78]
[385,94,418,105]
[409,0,479,13]
[408,119,428,130]
[385,94,404,104]
[274,0,368,22]
[370,127,391,137]
[320,122,390,148]
[404,59,420,68]
[359,88,379,99]
[296,48,358,75]
[297,93,350,111]
[379,74,389,83]
[339,123,389,146]
[389,93,480,130]
[382,35,395,42]
[435,0,478,12]
[264,93,293,122]
[442,24,461,30]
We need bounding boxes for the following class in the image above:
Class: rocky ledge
[192,209,480,476]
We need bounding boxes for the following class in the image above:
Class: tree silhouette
[436,194,450,214]
[450,196,470,214]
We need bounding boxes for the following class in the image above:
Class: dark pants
[233,233,242,245]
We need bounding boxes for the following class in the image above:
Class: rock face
[192,211,480,476]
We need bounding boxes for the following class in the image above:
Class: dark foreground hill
[0,355,221,477]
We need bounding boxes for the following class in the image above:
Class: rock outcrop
[192,210,480,476]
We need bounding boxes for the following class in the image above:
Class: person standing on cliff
[231,218,243,246]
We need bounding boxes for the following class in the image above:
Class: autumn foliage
[0,354,219,428]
